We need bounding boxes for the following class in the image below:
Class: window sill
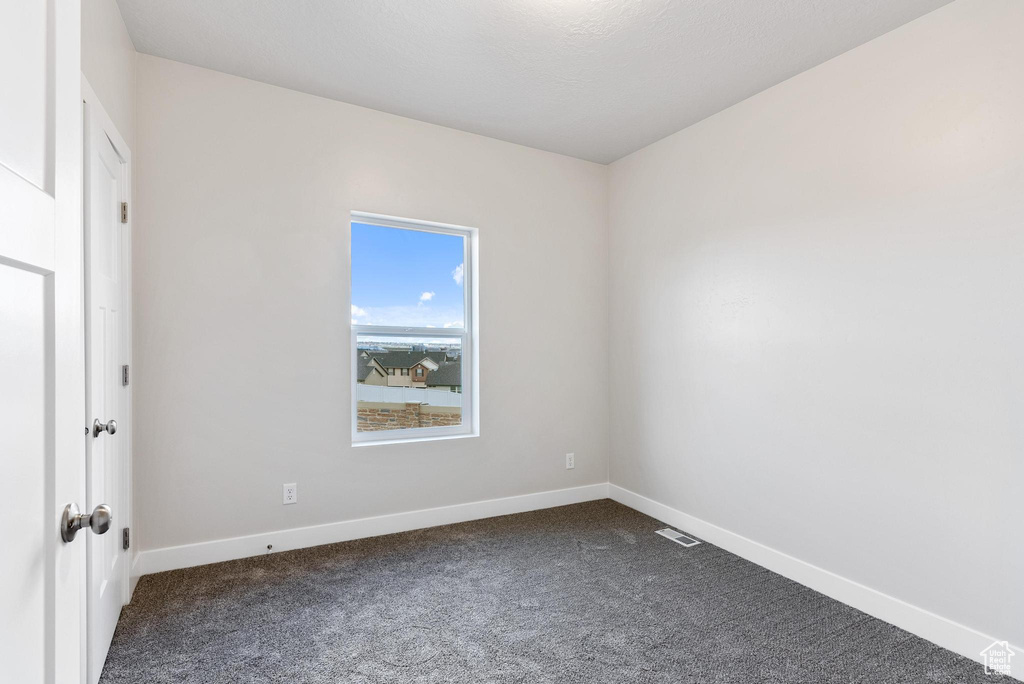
[351,431,479,448]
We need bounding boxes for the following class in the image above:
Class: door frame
[54,1,87,683]
[82,75,135,612]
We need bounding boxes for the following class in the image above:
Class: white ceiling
[116,0,952,164]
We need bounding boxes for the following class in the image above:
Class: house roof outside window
[356,350,462,387]
[424,361,461,387]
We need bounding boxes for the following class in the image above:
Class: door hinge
[123,527,130,551]
[121,202,128,224]
[122,364,130,386]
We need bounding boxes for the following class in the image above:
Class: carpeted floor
[100,500,1002,683]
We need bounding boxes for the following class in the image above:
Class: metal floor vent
[656,528,701,548]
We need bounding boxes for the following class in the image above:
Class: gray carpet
[101,500,1003,683]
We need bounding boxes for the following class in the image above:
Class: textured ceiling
[116,0,952,163]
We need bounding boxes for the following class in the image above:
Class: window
[351,212,477,444]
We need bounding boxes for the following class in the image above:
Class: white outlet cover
[566,453,575,469]
[283,483,297,505]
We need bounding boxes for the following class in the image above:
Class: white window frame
[350,211,479,446]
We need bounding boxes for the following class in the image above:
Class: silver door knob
[60,503,113,543]
[92,418,117,437]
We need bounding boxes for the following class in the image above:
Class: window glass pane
[356,334,463,433]
[351,222,465,329]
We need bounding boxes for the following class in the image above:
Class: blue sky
[351,222,465,328]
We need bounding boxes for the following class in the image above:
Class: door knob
[61,503,113,543]
[92,418,117,437]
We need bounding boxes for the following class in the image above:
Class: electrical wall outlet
[283,483,297,505]
[565,453,575,470]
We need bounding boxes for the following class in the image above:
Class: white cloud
[351,304,367,318]
[443,321,464,329]
[351,318,358,324]
[452,263,464,286]
[419,291,435,302]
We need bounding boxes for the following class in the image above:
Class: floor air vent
[656,528,701,548]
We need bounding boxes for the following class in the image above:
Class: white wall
[82,0,136,147]
[608,0,1022,650]
[134,55,609,553]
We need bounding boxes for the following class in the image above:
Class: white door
[84,96,130,684]
[0,193,54,684]
[1,1,85,684]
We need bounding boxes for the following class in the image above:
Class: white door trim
[54,1,87,682]
[82,75,134,608]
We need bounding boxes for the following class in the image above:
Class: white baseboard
[608,484,1023,681]
[132,480,1019,680]
[135,483,609,577]
[128,553,141,599]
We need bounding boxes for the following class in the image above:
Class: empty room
[2,0,1021,681]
